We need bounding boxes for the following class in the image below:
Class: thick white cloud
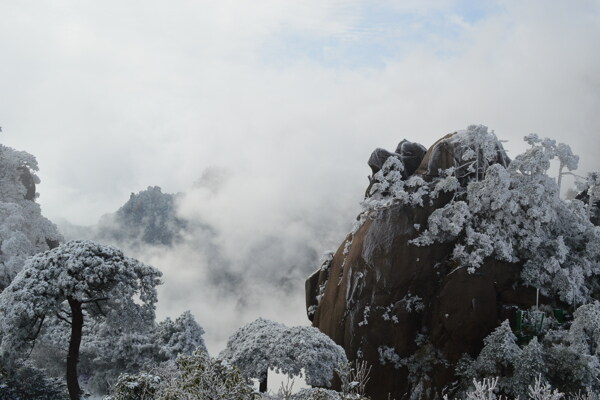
[1,0,599,351]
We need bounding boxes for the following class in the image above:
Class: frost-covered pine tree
[463,304,600,395]
[543,303,600,393]
[510,338,546,397]
[555,143,579,193]
[0,143,62,290]
[0,240,162,400]
[522,133,579,193]
[566,301,600,357]
[457,321,522,397]
[219,318,347,392]
[472,320,521,378]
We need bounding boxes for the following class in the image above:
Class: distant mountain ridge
[96,186,187,246]
[59,186,188,248]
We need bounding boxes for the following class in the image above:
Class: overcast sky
[1,0,599,225]
[1,0,600,351]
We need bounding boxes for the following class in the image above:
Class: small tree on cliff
[219,318,347,392]
[473,321,520,377]
[454,125,508,182]
[522,133,579,193]
[458,320,522,396]
[511,338,547,396]
[0,240,162,400]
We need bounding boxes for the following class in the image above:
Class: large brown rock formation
[306,133,534,400]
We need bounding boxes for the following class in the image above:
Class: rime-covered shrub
[106,351,256,400]
[287,388,345,400]
[83,309,206,393]
[367,156,406,202]
[458,304,600,397]
[451,124,509,182]
[459,321,545,397]
[542,303,600,393]
[364,155,430,211]
[512,338,547,396]
[107,372,162,400]
[153,310,207,360]
[472,321,521,379]
[158,350,256,400]
[220,318,347,389]
[0,360,68,400]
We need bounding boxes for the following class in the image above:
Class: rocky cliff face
[18,166,37,201]
[306,130,535,400]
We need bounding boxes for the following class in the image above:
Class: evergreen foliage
[0,360,68,400]
[220,318,347,389]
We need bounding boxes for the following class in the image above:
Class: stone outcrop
[366,140,427,197]
[395,140,427,177]
[307,132,533,400]
[368,140,427,179]
[368,148,399,176]
[18,166,37,201]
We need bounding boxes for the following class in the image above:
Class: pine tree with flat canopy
[0,240,162,400]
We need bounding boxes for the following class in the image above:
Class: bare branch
[93,300,107,317]
[26,314,46,342]
[81,297,109,304]
[561,171,585,179]
[56,312,72,325]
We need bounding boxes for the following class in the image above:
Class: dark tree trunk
[259,372,268,393]
[67,297,83,400]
